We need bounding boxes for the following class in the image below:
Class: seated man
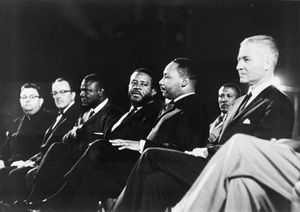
[23,73,121,203]
[0,83,55,202]
[111,35,294,212]
[173,134,300,212]
[208,83,240,143]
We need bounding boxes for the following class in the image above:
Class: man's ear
[181,77,188,87]
[98,89,104,96]
[264,56,272,71]
[71,92,76,101]
[39,98,44,107]
[151,89,157,97]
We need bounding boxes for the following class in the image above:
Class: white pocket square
[243,119,251,124]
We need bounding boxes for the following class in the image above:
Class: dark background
[1,0,300,140]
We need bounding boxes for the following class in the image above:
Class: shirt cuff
[139,139,146,153]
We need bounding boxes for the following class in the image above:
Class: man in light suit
[173,134,300,212]
[112,35,294,212]
[22,73,122,204]
[5,78,81,202]
[208,83,240,144]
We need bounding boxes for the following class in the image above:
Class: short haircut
[172,58,199,85]
[52,77,75,91]
[241,35,279,68]
[222,83,241,98]
[83,73,107,92]
[133,68,156,88]
[21,83,42,97]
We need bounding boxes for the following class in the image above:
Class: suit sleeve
[145,100,209,151]
[253,96,294,139]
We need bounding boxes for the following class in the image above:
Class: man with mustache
[26,58,209,212]
[32,68,161,212]
[208,83,241,144]
[112,35,294,212]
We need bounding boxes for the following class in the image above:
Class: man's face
[218,87,238,114]
[236,43,269,88]
[159,62,183,100]
[80,80,101,109]
[128,72,156,107]
[20,88,43,116]
[52,80,75,110]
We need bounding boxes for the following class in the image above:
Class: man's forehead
[219,87,235,95]
[131,72,151,81]
[53,81,70,89]
[21,88,38,95]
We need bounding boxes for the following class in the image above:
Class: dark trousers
[28,143,84,202]
[112,148,207,212]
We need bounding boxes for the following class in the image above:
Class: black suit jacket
[218,85,294,145]
[144,94,209,151]
[62,101,122,150]
[3,109,56,164]
[40,103,82,155]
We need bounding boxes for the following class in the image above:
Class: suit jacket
[144,94,209,151]
[208,114,224,144]
[218,85,294,145]
[28,104,82,164]
[62,101,122,151]
[4,109,56,164]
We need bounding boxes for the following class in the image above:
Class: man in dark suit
[208,83,241,144]
[0,83,56,202]
[112,35,294,212]
[37,68,161,212]
[22,73,122,204]
[110,58,209,153]
[110,58,209,212]
[23,78,82,195]
[5,78,81,202]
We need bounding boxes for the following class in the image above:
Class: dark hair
[172,58,199,85]
[133,68,157,87]
[21,83,42,97]
[52,77,75,91]
[222,83,241,98]
[83,73,108,93]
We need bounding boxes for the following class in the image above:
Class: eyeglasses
[20,95,40,100]
[51,90,72,97]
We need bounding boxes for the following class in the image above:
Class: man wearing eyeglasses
[1,78,83,203]
[0,83,56,202]
[16,73,122,206]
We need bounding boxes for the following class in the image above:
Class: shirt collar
[93,98,108,114]
[247,79,272,100]
[62,101,75,114]
[173,92,195,103]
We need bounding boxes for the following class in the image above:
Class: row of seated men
[0,34,297,212]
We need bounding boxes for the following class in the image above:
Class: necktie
[111,107,137,132]
[88,109,95,119]
[122,107,138,123]
[215,115,224,127]
[51,112,63,129]
[238,92,252,112]
[160,100,175,115]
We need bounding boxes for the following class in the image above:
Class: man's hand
[11,160,36,168]
[110,139,140,151]
[272,138,300,152]
[185,147,208,158]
